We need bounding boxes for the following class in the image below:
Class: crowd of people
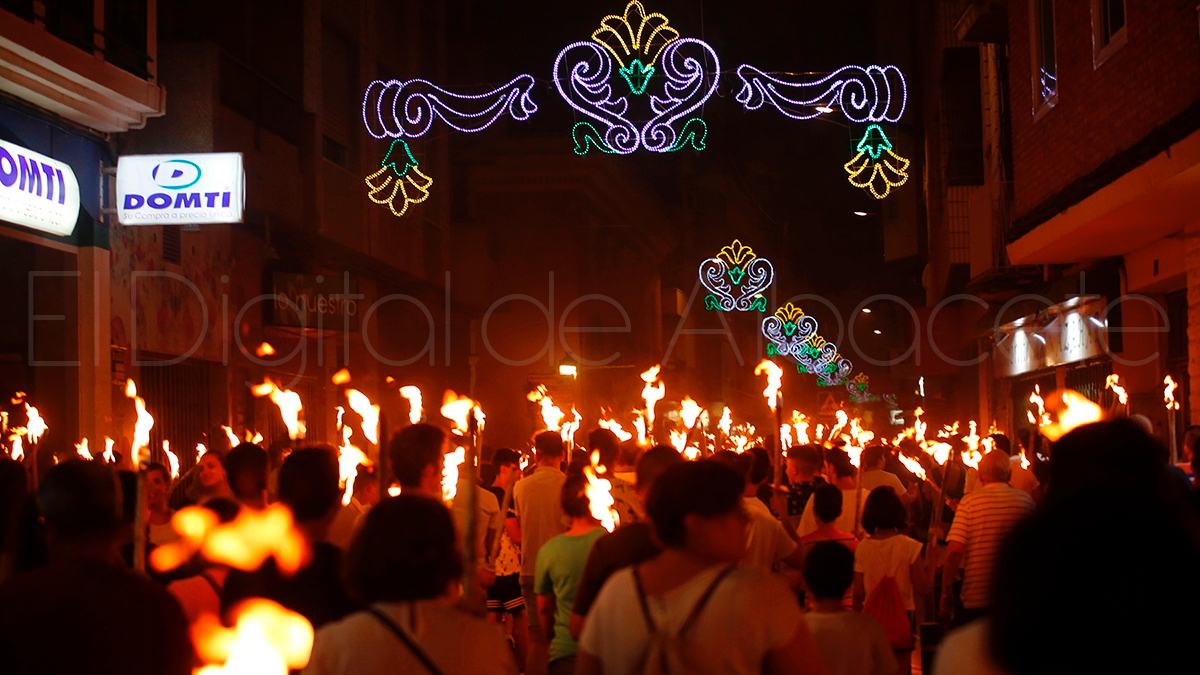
[0,415,1198,674]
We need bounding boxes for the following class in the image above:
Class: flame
[197,442,208,463]
[669,428,688,454]
[251,380,306,440]
[527,385,565,431]
[103,437,116,463]
[246,430,264,445]
[680,397,702,430]
[1028,386,1050,426]
[221,425,240,449]
[639,366,666,429]
[441,445,466,503]
[561,408,582,446]
[440,391,480,433]
[1018,448,1031,470]
[337,425,370,507]
[963,420,980,452]
[780,424,793,450]
[75,438,93,461]
[598,416,633,443]
[344,389,380,445]
[925,442,952,466]
[754,359,783,412]
[1041,389,1104,441]
[125,379,154,469]
[791,412,810,444]
[815,423,825,443]
[255,342,276,357]
[1105,374,1129,406]
[717,407,732,436]
[961,448,982,470]
[23,403,46,444]
[399,385,423,424]
[842,437,862,468]
[897,452,926,481]
[830,409,850,441]
[163,440,180,479]
[633,414,647,446]
[584,451,620,532]
[913,407,927,442]
[8,430,24,462]
[1164,375,1181,411]
[683,446,701,461]
[150,503,307,575]
[192,598,313,675]
[331,368,351,385]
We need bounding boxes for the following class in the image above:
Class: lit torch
[102,437,116,463]
[399,385,423,425]
[75,438,93,461]
[639,366,665,442]
[163,440,180,480]
[584,451,620,532]
[251,379,306,441]
[191,598,313,675]
[527,385,565,431]
[1105,373,1129,414]
[754,358,786,487]
[1165,375,1181,463]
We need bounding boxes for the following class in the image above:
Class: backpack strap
[366,606,445,675]
[631,565,657,633]
[679,565,737,637]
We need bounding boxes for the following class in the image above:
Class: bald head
[979,449,1013,484]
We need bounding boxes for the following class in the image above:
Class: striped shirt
[947,483,1035,609]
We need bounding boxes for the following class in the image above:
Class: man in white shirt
[720,453,804,573]
[859,445,907,495]
[942,450,1035,624]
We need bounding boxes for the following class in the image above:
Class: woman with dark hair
[854,487,928,675]
[577,460,823,675]
[303,494,516,675]
[144,462,178,546]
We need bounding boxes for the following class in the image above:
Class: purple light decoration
[361,74,538,139]
[642,38,719,152]
[553,41,640,154]
[552,38,719,154]
[734,64,907,123]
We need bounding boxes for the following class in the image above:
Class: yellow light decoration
[591,1,678,69]
[365,139,432,218]
[844,124,909,199]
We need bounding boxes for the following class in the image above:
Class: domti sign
[117,153,244,224]
[0,139,81,236]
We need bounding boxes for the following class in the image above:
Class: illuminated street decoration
[361,74,538,139]
[845,373,878,403]
[796,335,854,386]
[734,64,907,123]
[699,239,775,311]
[554,2,718,155]
[762,303,819,356]
[365,139,433,218]
[844,124,910,199]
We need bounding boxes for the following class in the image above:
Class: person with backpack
[576,460,823,675]
[854,487,929,675]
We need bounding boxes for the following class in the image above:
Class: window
[1030,0,1058,115]
[1091,0,1127,67]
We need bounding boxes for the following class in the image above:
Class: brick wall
[1008,0,1200,220]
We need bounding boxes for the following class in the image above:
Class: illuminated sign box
[0,139,81,236]
[117,153,245,225]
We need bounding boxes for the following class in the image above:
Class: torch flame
[1028,385,1050,427]
[639,366,666,429]
[221,425,240,449]
[717,407,732,437]
[680,397,702,430]
[150,503,308,575]
[1105,374,1129,406]
[344,389,380,445]
[163,440,180,480]
[103,437,116,463]
[330,368,351,385]
[337,426,370,507]
[125,379,154,469]
[897,452,926,481]
[561,408,582,447]
[192,598,313,675]
[913,407,927,443]
[23,403,46,445]
[196,442,208,463]
[754,359,783,412]
[632,414,647,446]
[598,416,633,443]
[527,385,566,431]
[1039,389,1104,441]
[399,385,423,424]
[251,380,306,441]
[440,391,479,432]
[75,438,93,461]
[441,445,466,503]
[7,431,22,462]
[925,442,952,466]
[255,342,276,357]
[1164,375,1181,411]
[584,451,620,532]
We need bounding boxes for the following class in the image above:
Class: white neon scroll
[362,74,539,139]
[735,64,906,123]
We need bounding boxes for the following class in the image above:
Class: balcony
[0,1,165,132]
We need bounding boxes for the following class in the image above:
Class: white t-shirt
[742,497,797,572]
[804,611,897,675]
[579,564,802,675]
[854,535,924,610]
[303,600,516,675]
[798,488,865,537]
[861,470,906,495]
[932,620,1004,675]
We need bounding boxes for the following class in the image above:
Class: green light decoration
[667,118,708,152]
[699,240,775,312]
[844,124,910,199]
[619,59,655,95]
[365,139,433,218]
